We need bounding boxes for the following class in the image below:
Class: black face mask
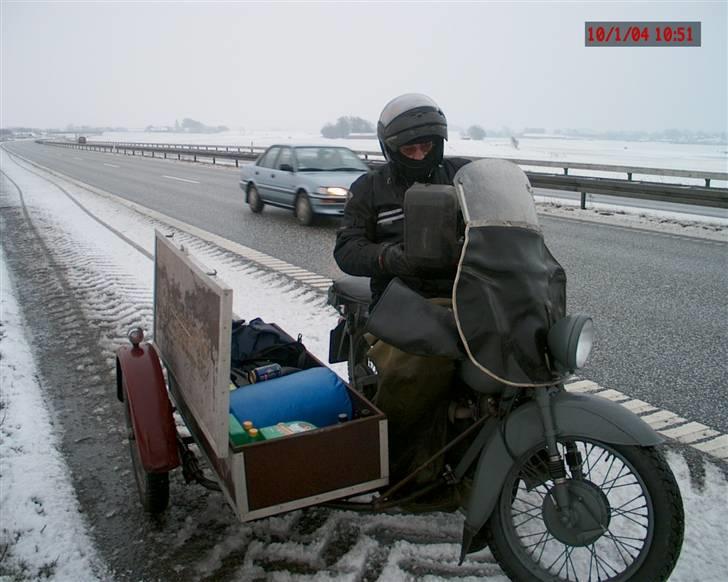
[391,140,444,184]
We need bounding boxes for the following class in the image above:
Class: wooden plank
[153,231,232,457]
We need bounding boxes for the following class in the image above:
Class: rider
[334,93,470,496]
[334,93,469,305]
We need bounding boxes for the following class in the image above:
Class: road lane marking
[621,399,658,415]
[162,175,200,184]
[660,422,720,443]
[564,380,602,393]
[641,410,686,430]
[103,163,119,168]
[73,157,83,160]
[594,388,630,402]
[564,382,726,463]
[694,435,728,454]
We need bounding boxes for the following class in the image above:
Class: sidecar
[116,231,389,519]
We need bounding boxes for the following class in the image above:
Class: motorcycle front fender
[460,389,663,559]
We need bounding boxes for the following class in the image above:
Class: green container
[229,414,250,446]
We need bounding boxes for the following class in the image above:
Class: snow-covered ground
[0,250,109,581]
[1,148,728,580]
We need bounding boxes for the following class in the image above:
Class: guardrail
[37,140,266,165]
[36,139,728,209]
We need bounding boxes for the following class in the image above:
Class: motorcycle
[327,159,685,581]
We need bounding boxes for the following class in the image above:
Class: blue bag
[229,366,353,429]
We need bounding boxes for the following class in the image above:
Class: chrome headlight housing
[317,187,349,197]
[547,314,594,373]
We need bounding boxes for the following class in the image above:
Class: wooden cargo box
[153,231,389,520]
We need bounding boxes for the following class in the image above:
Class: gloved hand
[378,243,417,277]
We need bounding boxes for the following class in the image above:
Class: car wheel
[295,192,315,226]
[248,184,264,213]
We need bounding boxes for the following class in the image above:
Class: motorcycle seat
[329,276,372,306]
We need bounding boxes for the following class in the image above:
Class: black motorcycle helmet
[377,93,448,183]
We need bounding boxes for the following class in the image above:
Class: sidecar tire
[124,385,170,514]
[485,443,684,582]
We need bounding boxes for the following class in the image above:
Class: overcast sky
[1,1,726,133]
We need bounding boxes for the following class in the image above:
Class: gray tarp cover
[452,160,566,385]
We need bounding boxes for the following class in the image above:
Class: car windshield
[295,147,368,172]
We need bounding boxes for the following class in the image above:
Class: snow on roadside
[667,452,728,582]
[535,198,728,242]
[0,249,108,581]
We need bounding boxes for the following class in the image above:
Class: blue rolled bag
[229,366,353,429]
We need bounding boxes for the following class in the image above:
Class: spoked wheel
[248,184,264,213]
[295,192,315,226]
[486,439,684,582]
[123,387,170,514]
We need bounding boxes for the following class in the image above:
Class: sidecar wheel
[485,440,684,582]
[124,386,170,514]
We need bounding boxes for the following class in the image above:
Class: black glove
[378,243,417,277]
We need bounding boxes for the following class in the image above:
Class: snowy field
[88,130,728,180]
[1,147,728,580]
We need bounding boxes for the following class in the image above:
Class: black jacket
[334,158,470,304]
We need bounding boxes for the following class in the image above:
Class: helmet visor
[383,109,448,150]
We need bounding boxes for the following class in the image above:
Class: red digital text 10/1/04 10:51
[585,21,701,47]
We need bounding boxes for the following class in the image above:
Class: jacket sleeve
[333,174,385,277]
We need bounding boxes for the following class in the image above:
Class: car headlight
[317,187,349,196]
[547,314,594,373]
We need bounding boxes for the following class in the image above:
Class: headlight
[547,314,594,372]
[317,187,349,196]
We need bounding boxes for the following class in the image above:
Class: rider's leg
[369,339,455,486]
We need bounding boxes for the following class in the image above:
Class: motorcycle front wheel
[485,439,684,582]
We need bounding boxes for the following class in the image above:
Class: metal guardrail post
[706,179,711,187]
[581,193,587,209]
[628,172,633,181]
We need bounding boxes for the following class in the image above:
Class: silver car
[239,145,369,225]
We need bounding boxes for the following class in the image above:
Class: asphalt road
[6,140,728,433]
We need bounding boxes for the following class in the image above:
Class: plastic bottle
[247,427,264,442]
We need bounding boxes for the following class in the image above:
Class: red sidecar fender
[116,342,180,473]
